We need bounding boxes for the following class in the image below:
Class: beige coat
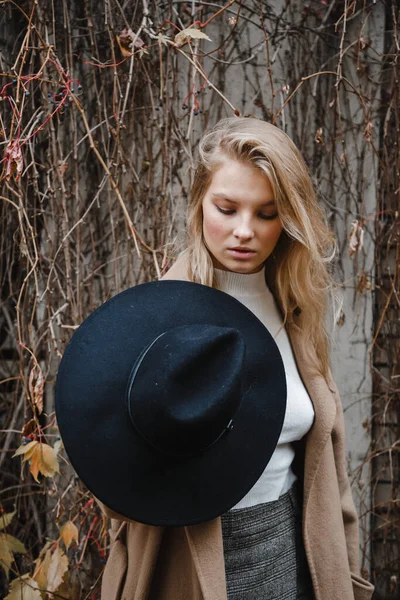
[99,255,375,600]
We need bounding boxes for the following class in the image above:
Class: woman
[99,117,375,600]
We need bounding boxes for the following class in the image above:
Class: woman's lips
[227,248,256,259]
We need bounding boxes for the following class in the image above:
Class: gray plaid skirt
[221,482,314,600]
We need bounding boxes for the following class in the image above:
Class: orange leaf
[60,521,79,550]
[116,35,132,57]
[116,27,145,57]
[29,449,41,482]
[29,443,60,482]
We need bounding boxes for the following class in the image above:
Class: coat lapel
[185,518,228,600]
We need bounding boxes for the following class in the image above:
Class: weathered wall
[1,1,395,596]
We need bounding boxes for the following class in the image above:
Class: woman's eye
[216,206,279,220]
[259,213,279,220]
[216,206,235,215]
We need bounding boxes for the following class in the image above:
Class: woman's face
[202,158,283,274]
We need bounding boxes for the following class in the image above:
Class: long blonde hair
[182,116,339,378]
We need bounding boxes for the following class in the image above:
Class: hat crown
[127,324,245,457]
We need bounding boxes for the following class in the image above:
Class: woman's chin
[215,257,264,274]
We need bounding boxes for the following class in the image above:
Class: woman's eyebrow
[212,193,276,207]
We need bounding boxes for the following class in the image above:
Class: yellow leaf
[174,27,211,48]
[5,574,42,600]
[0,511,15,531]
[60,521,79,550]
[29,443,60,482]
[12,440,38,460]
[46,546,68,593]
[38,443,60,476]
[0,533,26,578]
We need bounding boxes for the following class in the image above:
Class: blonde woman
[99,117,375,600]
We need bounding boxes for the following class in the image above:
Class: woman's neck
[214,266,267,296]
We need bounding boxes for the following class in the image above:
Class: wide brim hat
[55,280,286,526]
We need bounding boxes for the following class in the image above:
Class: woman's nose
[233,221,255,240]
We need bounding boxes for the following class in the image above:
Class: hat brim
[55,280,286,526]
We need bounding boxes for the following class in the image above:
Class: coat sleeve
[328,372,375,598]
[329,375,360,573]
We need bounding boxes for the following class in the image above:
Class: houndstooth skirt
[221,482,314,600]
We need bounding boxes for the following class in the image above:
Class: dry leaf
[116,35,132,57]
[121,28,145,49]
[356,271,371,294]
[359,35,369,50]
[53,438,63,456]
[0,532,26,578]
[46,546,68,593]
[19,237,28,258]
[54,572,82,600]
[12,440,38,461]
[174,27,212,48]
[29,443,60,482]
[337,310,345,327]
[314,127,324,144]
[157,33,171,47]
[0,508,26,578]
[32,541,52,586]
[0,511,16,531]
[138,47,149,58]
[364,121,374,142]
[58,162,69,177]
[60,521,79,550]
[32,547,52,591]
[21,419,36,438]
[28,363,44,415]
[5,574,42,600]
[3,140,23,182]
[116,27,145,57]
[349,219,364,257]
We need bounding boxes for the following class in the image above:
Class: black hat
[55,280,286,526]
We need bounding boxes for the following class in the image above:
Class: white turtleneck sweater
[214,266,315,509]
